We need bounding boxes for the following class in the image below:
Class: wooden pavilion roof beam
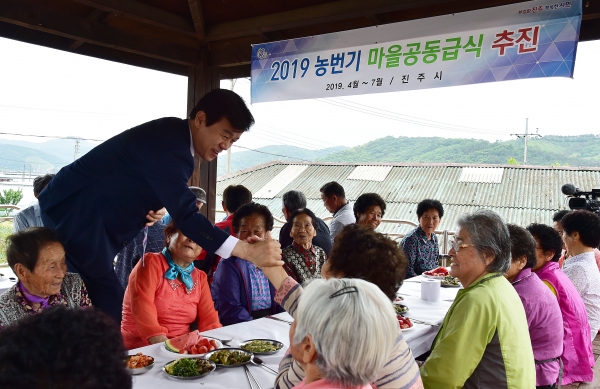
[68,8,106,51]
[0,0,199,66]
[188,0,205,41]
[203,0,524,42]
[68,0,197,37]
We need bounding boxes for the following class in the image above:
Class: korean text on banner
[251,0,581,103]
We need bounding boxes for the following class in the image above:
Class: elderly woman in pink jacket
[527,223,594,386]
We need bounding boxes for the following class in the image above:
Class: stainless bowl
[163,358,216,379]
[239,339,284,355]
[125,355,155,375]
[205,348,253,368]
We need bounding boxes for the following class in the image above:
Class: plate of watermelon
[163,330,222,356]
[422,266,449,279]
[398,315,414,331]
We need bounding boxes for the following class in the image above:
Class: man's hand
[145,208,166,226]
[233,231,283,267]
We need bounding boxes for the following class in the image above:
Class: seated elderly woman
[505,224,563,389]
[281,208,328,284]
[420,210,535,388]
[290,278,398,389]
[211,203,284,326]
[401,199,444,278]
[353,192,386,230]
[121,221,221,349]
[527,223,594,385]
[0,227,91,327]
[262,224,423,389]
[559,210,600,341]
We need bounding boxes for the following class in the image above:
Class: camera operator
[560,210,600,342]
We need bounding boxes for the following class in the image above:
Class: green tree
[0,188,24,216]
[507,157,519,165]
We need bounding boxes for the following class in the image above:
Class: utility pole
[511,118,542,164]
[74,138,80,161]
[226,79,237,174]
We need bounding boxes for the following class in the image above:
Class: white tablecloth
[130,312,293,389]
[129,275,461,388]
[398,276,461,357]
[0,267,17,294]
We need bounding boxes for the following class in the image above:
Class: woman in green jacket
[420,210,535,389]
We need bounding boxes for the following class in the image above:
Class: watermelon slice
[164,330,201,353]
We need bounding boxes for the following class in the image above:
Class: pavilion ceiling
[1,0,599,78]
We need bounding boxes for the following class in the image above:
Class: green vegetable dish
[441,275,460,286]
[165,358,213,377]
[208,350,251,365]
[240,340,281,353]
[394,304,408,315]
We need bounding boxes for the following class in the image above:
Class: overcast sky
[0,36,598,154]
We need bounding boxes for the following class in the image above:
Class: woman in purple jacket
[505,224,563,389]
[211,203,284,326]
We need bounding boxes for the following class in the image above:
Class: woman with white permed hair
[288,278,397,389]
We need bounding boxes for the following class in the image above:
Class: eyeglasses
[449,239,476,252]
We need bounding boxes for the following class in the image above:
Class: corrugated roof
[217,161,600,236]
[254,165,309,199]
[347,166,393,181]
[459,167,504,183]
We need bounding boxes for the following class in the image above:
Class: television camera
[561,183,600,213]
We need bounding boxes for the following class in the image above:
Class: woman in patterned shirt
[282,208,328,284]
[0,227,91,328]
[211,203,284,325]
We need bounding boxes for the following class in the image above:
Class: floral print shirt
[401,226,439,278]
[282,242,327,284]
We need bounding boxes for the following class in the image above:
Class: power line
[0,103,130,116]
[232,144,312,163]
[0,130,311,164]
[317,98,508,136]
[0,131,104,142]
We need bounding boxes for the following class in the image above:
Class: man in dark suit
[278,190,332,254]
[39,89,282,323]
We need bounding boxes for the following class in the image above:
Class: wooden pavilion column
[187,49,220,223]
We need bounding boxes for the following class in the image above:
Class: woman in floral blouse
[282,208,327,284]
[0,227,91,328]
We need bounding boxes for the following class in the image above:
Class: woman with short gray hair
[420,210,536,389]
[289,278,397,389]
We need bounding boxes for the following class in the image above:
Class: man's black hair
[561,210,600,248]
[552,209,570,223]
[33,174,55,197]
[282,190,307,217]
[188,89,254,132]
[319,181,346,198]
[222,185,252,214]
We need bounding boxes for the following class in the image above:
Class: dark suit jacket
[39,117,230,322]
[279,216,332,255]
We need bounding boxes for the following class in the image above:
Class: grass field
[0,221,13,266]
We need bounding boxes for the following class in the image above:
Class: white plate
[161,338,222,357]
[422,274,445,279]
[401,323,415,331]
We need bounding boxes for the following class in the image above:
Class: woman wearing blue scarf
[121,221,221,349]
